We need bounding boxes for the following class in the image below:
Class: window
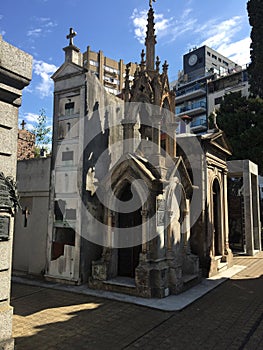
[65,102,74,116]
[215,96,223,105]
[90,60,99,67]
[212,54,217,60]
[190,115,207,128]
[104,65,119,75]
[207,51,211,56]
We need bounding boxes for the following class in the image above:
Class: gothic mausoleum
[28,3,233,298]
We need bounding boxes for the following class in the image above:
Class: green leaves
[247,0,263,98]
[32,108,52,156]
[217,92,263,175]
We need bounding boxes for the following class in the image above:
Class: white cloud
[216,37,251,67]
[199,16,243,47]
[27,17,57,41]
[131,7,197,45]
[19,113,38,131]
[33,60,58,98]
[45,21,57,28]
[27,28,42,37]
[24,113,39,123]
[198,16,251,66]
[131,9,173,44]
[39,17,50,22]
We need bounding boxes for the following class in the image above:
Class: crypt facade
[45,3,232,298]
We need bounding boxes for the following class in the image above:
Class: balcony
[176,101,207,118]
[190,115,207,132]
[176,84,206,104]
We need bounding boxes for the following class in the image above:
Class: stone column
[223,170,230,253]
[182,205,191,254]
[101,209,113,259]
[167,211,174,252]
[122,121,136,154]
[166,122,177,158]
[141,209,149,256]
[152,119,161,155]
[243,164,254,255]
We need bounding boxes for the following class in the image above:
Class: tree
[217,92,263,175]
[32,109,52,156]
[247,0,263,98]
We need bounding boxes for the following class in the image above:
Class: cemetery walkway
[11,252,263,350]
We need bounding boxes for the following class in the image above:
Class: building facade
[84,46,137,96]
[174,46,246,134]
[40,4,234,298]
[0,35,32,350]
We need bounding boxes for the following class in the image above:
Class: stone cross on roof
[20,120,26,130]
[149,0,156,7]
[66,28,77,46]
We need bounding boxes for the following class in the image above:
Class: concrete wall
[228,160,262,255]
[0,35,32,350]
[13,158,51,276]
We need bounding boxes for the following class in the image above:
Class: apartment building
[174,45,246,133]
[83,46,137,96]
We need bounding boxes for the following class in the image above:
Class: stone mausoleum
[0,35,32,349]
[39,3,233,298]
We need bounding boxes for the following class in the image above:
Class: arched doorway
[117,182,142,278]
[212,179,222,256]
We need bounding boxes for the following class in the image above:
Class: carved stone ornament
[0,172,21,213]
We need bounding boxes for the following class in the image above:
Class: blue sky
[0,0,251,131]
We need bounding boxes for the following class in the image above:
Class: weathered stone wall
[13,158,51,275]
[17,129,35,160]
[0,35,32,349]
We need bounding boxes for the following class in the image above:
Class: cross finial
[66,27,77,46]
[149,0,156,8]
[21,120,26,130]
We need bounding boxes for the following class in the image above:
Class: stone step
[217,262,228,272]
[104,277,136,288]
[182,274,199,284]
[182,273,201,292]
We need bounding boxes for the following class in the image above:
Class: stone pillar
[227,160,261,256]
[251,171,261,251]
[166,122,177,158]
[243,164,254,255]
[141,209,149,255]
[0,36,32,350]
[122,121,136,154]
[152,120,161,155]
[223,170,231,253]
[167,211,174,252]
[182,204,191,254]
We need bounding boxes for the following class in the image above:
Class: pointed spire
[162,60,169,75]
[156,56,160,72]
[140,49,146,70]
[124,63,131,101]
[145,6,157,71]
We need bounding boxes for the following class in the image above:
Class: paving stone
[10,252,263,350]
